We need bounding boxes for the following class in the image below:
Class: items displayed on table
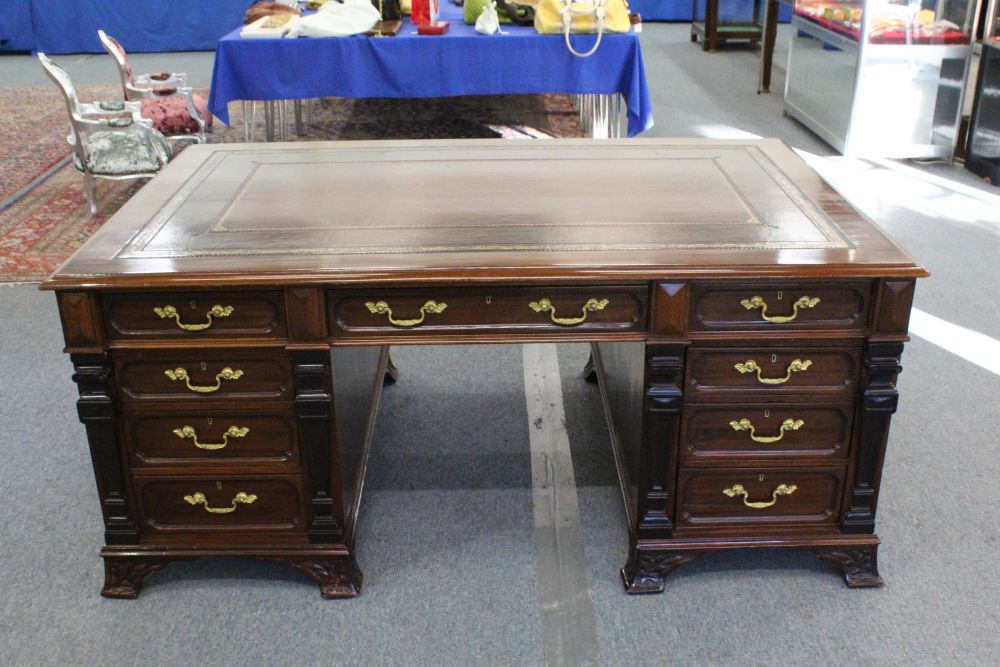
[499,0,540,24]
[412,0,441,23]
[534,0,631,57]
[287,0,382,36]
[418,20,452,32]
[475,0,504,34]
[241,14,300,37]
[243,1,302,25]
[466,0,513,24]
[235,0,634,53]
[372,0,404,20]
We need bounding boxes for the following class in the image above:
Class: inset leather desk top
[44,139,925,289]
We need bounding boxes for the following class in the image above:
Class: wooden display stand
[691,0,765,51]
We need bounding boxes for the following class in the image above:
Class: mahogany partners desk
[42,139,927,598]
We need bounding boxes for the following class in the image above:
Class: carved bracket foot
[583,353,598,384]
[814,543,884,588]
[621,548,701,594]
[282,555,362,599]
[101,557,173,599]
[384,353,399,385]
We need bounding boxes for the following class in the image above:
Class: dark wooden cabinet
[42,139,925,598]
[966,40,1000,184]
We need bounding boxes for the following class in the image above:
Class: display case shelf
[785,0,975,158]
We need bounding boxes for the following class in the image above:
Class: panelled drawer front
[328,286,647,338]
[681,403,854,461]
[686,347,861,400]
[689,282,871,333]
[134,475,306,533]
[104,291,286,340]
[676,468,845,528]
[115,349,291,402]
[124,410,298,470]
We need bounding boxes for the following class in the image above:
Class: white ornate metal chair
[98,30,209,143]
[38,53,171,216]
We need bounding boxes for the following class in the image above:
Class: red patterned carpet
[0,90,582,283]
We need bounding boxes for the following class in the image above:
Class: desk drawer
[688,282,870,333]
[676,467,845,528]
[680,403,854,461]
[328,286,647,339]
[114,349,291,402]
[123,410,298,471]
[134,475,306,534]
[686,346,861,401]
[104,291,286,340]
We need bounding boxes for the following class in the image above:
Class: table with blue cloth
[209,3,653,138]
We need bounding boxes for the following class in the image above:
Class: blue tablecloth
[209,4,653,137]
[25,0,251,54]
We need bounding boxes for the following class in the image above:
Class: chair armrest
[133,71,187,88]
[79,100,143,119]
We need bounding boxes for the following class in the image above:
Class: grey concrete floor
[1,22,999,667]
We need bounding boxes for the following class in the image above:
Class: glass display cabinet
[966,0,1000,183]
[784,0,976,158]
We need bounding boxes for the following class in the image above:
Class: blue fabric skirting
[7,0,251,54]
[1,0,790,53]
[0,0,34,52]
[631,0,792,23]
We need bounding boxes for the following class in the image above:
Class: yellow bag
[534,0,631,58]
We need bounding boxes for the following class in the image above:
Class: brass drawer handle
[729,418,804,444]
[183,491,257,514]
[365,300,447,328]
[734,359,812,385]
[740,295,819,323]
[164,367,244,393]
[528,298,609,326]
[153,304,234,331]
[723,483,797,509]
[173,425,249,450]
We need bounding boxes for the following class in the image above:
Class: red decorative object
[417,20,449,34]
[411,0,440,25]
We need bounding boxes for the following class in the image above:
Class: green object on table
[464,0,513,24]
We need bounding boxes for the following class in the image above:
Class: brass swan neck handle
[528,297,609,326]
[164,367,244,393]
[183,491,257,514]
[740,295,820,323]
[154,304,234,331]
[722,483,797,509]
[364,300,447,328]
[729,418,805,443]
[734,359,812,385]
[173,425,249,450]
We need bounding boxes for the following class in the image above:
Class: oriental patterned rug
[0,91,583,283]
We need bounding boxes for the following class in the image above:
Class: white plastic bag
[475,0,502,35]
[287,0,381,37]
